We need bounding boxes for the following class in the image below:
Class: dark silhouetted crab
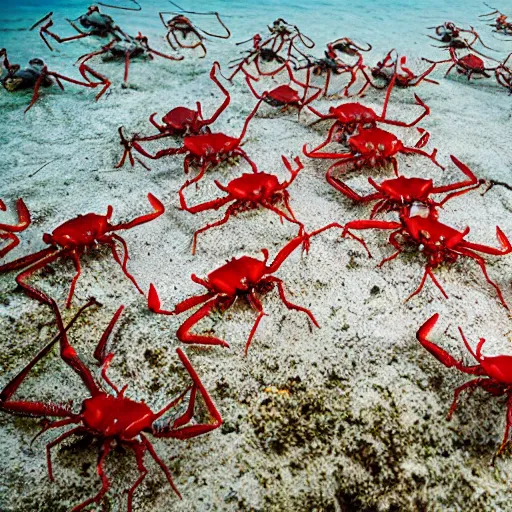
[179,156,306,254]
[417,313,512,458]
[0,299,221,512]
[342,206,511,307]
[120,99,262,191]
[0,48,109,112]
[331,155,482,215]
[159,2,230,58]
[0,199,31,259]
[29,5,136,52]
[77,32,183,89]
[227,33,305,81]
[426,21,494,53]
[303,126,443,186]
[480,5,512,36]
[495,53,512,92]
[116,62,230,168]
[244,62,322,116]
[294,37,371,97]
[368,49,438,89]
[307,73,430,144]
[148,234,319,354]
[0,194,164,308]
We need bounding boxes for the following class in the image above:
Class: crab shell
[183,133,240,157]
[82,392,156,440]
[458,54,485,71]
[375,176,435,203]
[328,103,377,124]
[207,256,267,295]
[264,85,301,106]
[403,214,464,248]
[348,127,404,158]
[225,172,282,201]
[162,106,200,132]
[80,10,114,31]
[42,213,110,248]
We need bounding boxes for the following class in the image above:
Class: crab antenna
[168,0,219,16]
[98,0,142,11]
[457,326,479,361]
[29,11,53,31]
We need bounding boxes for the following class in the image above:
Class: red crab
[123,99,263,191]
[0,48,109,112]
[179,156,306,254]
[0,194,164,308]
[0,299,221,512]
[303,126,443,186]
[330,155,482,216]
[148,233,319,355]
[368,49,438,89]
[159,2,230,58]
[423,47,498,80]
[417,313,512,458]
[243,62,322,116]
[307,73,430,143]
[342,206,511,307]
[116,61,230,168]
[0,199,31,258]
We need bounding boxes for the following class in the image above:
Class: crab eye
[366,142,374,150]
[378,144,385,151]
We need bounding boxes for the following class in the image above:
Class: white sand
[1,0,512,510]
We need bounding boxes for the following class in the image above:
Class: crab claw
[148,283,173,315]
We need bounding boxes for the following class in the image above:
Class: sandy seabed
[1,0,512,510]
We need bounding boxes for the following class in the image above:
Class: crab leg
[46,427,85,481]
[72,441,112,512]
[405,265,448,302]
[53,302,102,396]
[204,62,231,125]
[104,233,144,295]
[244,291,266,355]
[455,246,509,309]
[14,248,64,306]
[267,276,319,327]
[0,198,31,231]
[155,347,223,436]
[0,298,97,414]
[141,434,181,498]
[110,193,165,231]
[191,204,237,254]
[176,296,232,347]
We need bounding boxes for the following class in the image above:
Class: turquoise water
[1,0,506,56]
